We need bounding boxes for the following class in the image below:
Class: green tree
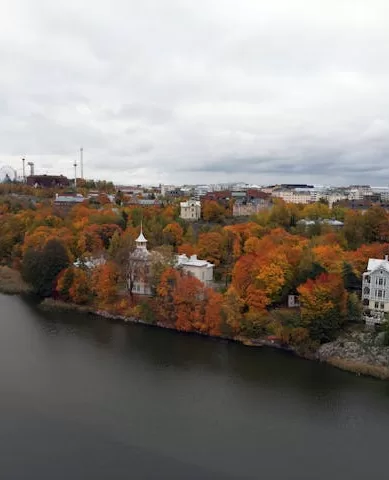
[22,239,70,297]
[342,262,360,291]
[347,292,363,323]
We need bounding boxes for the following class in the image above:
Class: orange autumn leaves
[157,268,223,336]
[231,229,304,313]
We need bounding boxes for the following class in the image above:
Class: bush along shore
[37,297,389,381]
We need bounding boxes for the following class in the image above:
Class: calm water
[0,294,389,479]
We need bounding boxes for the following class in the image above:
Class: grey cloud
[1,0,389,185]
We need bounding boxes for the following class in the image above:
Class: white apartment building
[180,199,201,221]
[176,254,214,285]
[347,186,372,200]
[362,256,389,323]
[271,189,312,204]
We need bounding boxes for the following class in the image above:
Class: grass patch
[39,298,93,313]
[326,357,389,380]
[0,266,31,294]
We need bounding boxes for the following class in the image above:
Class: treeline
[1,192,388,350]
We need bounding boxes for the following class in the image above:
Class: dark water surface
[0,294,389,479]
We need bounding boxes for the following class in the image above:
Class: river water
[0,294,388,479]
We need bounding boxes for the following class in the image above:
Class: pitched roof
[367,258,389,273]
[176,254,214,268]
[136,232,147,243]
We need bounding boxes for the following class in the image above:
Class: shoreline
[0,267,31,295]
[38,297,389,381]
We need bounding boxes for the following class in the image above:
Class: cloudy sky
[1,0,389,186]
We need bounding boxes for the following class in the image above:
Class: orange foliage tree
[298,273,347,343]
[91,263,119,305]
[163,222,184,248]
[197,232,225,266]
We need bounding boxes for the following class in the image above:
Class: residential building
[362,255,389,324]
[180,199,201,221]
[271,189,312,204]
[176,254,214,285]
[53,193,85,213]
[233,190,271,216]
[202,190,232,205]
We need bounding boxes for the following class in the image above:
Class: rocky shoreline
[316,331,389,379]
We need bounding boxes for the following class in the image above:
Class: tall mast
[80,147,84,179]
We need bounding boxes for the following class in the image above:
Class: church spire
[135,222,148,249]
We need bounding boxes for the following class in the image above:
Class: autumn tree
[69,268,92,304]
[298,273,347,343]
[197,232,225,266]
[202,200,226,222]
[163,222,183,248]
[56,267,75,301]
[91,263,119,305]
[221,287,245,335]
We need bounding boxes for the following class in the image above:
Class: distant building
[362,255,389,324]
[202,190,232,205]
[27,175,70,188]
[271,189,312,204]
[233,190,271,216]
[176,254,214,285]
[297,218,344,228]
[54,193,85,213]
[180,199,201,220]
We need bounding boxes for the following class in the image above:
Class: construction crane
[27,162,34,176]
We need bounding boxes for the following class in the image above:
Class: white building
[271,189,312,204]
[74,255,106,269]
[347,185,372,200]
[362,256,389,323]
[176,254,214,285]
[180,199,201,221]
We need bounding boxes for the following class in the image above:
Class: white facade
[180,200,201,221]
[362,256,389,323]
[176,254,214,285]
[271,190,312,204]
[347,186,372,200]
[74,255,106,269]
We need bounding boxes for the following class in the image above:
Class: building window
[375,302,379,309]
[381,303,385,310]
[363,287,370,294]
[379,278,383,285]
[378,290,383,297]
[365,276,370,283]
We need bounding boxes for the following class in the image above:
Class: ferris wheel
[0,165,17,183]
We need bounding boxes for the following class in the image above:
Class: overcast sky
[1,0,389,186]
